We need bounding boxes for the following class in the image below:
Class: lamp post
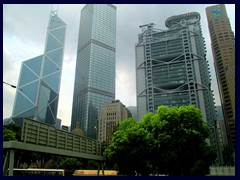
[94,125,102,157]
[3,82,16,88]
[94,126,98,140]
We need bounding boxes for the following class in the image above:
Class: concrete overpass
[3,118,104,176]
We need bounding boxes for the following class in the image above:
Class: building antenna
[51,4,59,15]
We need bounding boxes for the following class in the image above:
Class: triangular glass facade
[43,56,60,77]
[43,72,61,93]
[46,33,63,52]
[24,55,43,76]
[52,28,65,43]
[20,80,39,104]
[47,48,63,67]
[12,92,35,116]
[19,64,39,86]
[12,11,66,125]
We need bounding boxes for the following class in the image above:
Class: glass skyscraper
[136,12,222,164]
[71,4,116,139]
[12,11,66,125]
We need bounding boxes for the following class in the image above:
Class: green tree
[100,141,115,170]
[3,123,21,141]
[104,118,155,176]
[29,152,55,168]
[104,105,216,176]
[3,128,16,141]
[3,123,22,168]
[55,157,82,175]
[148,105,216,175]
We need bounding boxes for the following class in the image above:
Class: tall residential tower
[71,4,116,139]
[136,12,222,164]
[206,4,235,154]
[12,10,66,125]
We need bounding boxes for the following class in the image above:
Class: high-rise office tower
[136,12,222,164]
[98,100,132,142]
[12,10,66,125]
[71,4,116,139]
[206,4,235,154]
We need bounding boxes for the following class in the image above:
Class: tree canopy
[104,118,155,175]
[3,123,21,141]
[104,105,217,176]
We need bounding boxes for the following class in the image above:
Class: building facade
[12,11,66,125]
[206,4,235,152]
[71,4,116,139]
[127,106,138,121]
[135,12,222,164]
[215,106,228,149]
[55,118,62,130]
[98,100,132,142]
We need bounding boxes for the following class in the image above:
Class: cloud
[3,4,235,126]
[3,4,49,48]
[3,43,20,83]
[116,68,136,107]
[57,54,76,125]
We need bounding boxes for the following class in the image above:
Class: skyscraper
[136,12,222,164]
[206,4,235,154]
[71,4,116,139]
[12,10,66,125]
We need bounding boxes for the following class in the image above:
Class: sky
[3,4,235,126]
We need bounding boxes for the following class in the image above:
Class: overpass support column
[3,149,15,176]
[3,151,9,176]
[9,149,15,176]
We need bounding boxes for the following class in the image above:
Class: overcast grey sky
[3,4,235,126]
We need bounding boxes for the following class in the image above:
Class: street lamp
[94,126,98,140]
[94,125,102,156]
[3,82,16,88]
